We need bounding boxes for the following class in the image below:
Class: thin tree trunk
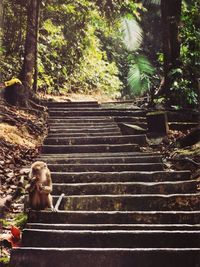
[5,0,41,107]
[21,0,38,89]
[161,0,182,97]
[33,0,41,92]
[161,0,171,96]
[0,0,3,85]
[0,0,3,51]
[169,0,182,68]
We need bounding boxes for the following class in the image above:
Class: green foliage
[0,213,27,229]
[169,0,199,107]
[35,0,124,96]
[121,18,143,52]
[127,54,155,96]
[0,256,10,266]
[1,0,199,105]
[120,15,155,97]
[13,213,28,228]
[0,1,27,80]
[68,29,122,96]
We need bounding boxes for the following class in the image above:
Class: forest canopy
[0,0,199,107]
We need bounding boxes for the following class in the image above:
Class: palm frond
[121,18,143,52]
[127,55,155,96]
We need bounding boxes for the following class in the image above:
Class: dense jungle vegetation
[0,0,199,107]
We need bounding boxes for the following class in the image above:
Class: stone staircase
[10,101,200,267]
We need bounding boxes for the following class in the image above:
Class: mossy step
[48,118,114,123]
[28,210,200,224]
[42,144,140,154]
[21,229,200,248]
[49,108,145,112]
[48,132,122,137]
[50,193,200,211]
[38,155,162,164]
[52,180,197,195]
[44,135,147,146]
[10,248,200,267]
[26,223,200,231]
[49,122,117,127]
[49,127,121,133]
[50,171,191,183]
[46,101,99,107]
[49,110,146,117]
[47,163,163,172]
[40,152,160,158]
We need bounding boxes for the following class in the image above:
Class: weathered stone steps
[42,144,140,153]
[49,127,121,132]
[10,248,200,267]
[39,152,161,158]
[48,132,123,137]
[10,101,200,267]
[44,135,147,146]
[49,194,200,211]
[21,229,200,248]
[26,223,200,231]
[52,180,197,195]
[49,123,118,128]
[46,101,100,108]
[38,155,162,164]
[50,171,192,183]
[47,163,164,172]
[28,210,200,224]
[49,110,146,117]
[48,116,146,124]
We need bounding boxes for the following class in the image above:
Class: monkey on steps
[26,161,55,211]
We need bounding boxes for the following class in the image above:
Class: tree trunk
[33,0,41,93]
[21,0,39,89]
[161,0,182,97]
[0,0,3,55]
[4,0,41,107]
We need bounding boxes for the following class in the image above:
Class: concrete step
[48,163,163,172]
[44,135,147,146]
[21,229,200,248]
[50,170,191,183]
[48,118,114,123]
[46,101,99,107]
[42,144,140,154]
[48,132,122,137]
[48,116,114,121]
[10,248,200,267]
[28,210,200,224]
[48,116,146,124]
[38,156,162,164]
[49,123,147,130]
[48,122,117,127]
[40,152,160,158]
[49,126,120,132]
[52,180,197,195]
[49,108,145,112]
[49,110,146,117]
[49,128,121,134]
[52,193,200,211]
[49,123,119,128]
[26,223,200,231]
